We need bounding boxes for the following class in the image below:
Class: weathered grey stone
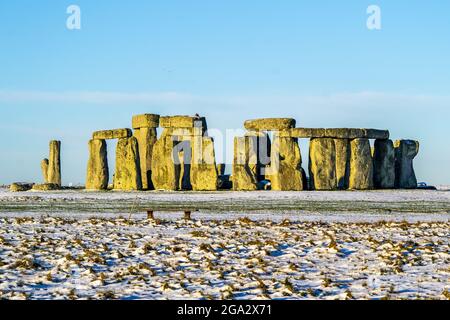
[244,118,296,131]
[10,183,34,192]
[349,139,374,190]
[245,131,271,181]
[309,138,337,190]
[395,140,419,189]
[86,139,109,190]
[114,137,142,191]
[132,114,160,129]
[269,135,305,191]
[134,127,158,190]
[326,128,389,139]
[41,159,49,183]
[280,128,327,138]
[93,129,132,140]
[151,136,181,191]
[161,127,203,140]
[280,128,389,140]
[160,116,207,130]
[191,137,218,191]
[232,137,258,191]
[32,183,59,191]
[47,141,61,186]
[334,139,350,190]
[373,139,395,189]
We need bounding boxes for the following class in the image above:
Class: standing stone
[349,139,374,190]
[258,133,272,181]
[232,137,258,191]
[394,140,419,189]
[177,141,192,190]
[373,139,395,189]
[133,127,158,190]
[86,139,109,190]
[334,139,350,190]
[309,138,337,190]
[114,137,142,191]
[191,137,219,191]
[269,135,305,191]
[245,131,271,181]
[151,136,181,191]
[41,159,49,183]
[47,140,61,186]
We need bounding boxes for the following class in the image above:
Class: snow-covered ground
[0,217,448,300]
[0,188,448,300]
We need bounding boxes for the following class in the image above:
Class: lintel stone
[244,118,296,131]
[280,128,389,139]
[160,116,206,128]
[93,129,132,140]
[132,114,160,129]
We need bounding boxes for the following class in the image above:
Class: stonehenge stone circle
[86,139,109,190]
[25,113,416,193]
[373,139,395,189]
[394,140,419,189]
[114,137,142,191]
[23,108,423,193]
[309,138,337,190]
[47,140,61,186]
[269,135,305,191]
[349,139,374,190]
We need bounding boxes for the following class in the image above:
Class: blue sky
[0,1,449,185]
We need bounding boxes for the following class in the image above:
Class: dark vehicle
[417,182,437,190]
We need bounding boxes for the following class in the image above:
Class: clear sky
[0,1,449,185]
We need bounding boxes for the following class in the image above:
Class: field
[0,188,449,300]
